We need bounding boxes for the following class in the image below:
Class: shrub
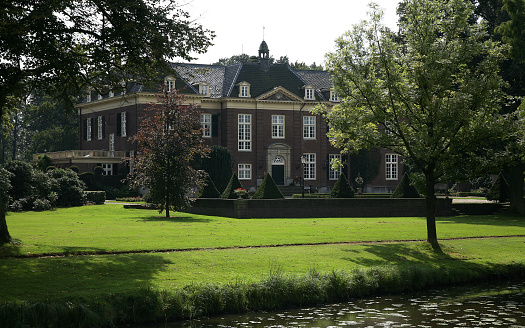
[69,165,80,173]
[391,173,421,198]
[198,174,221,198]
[2,160,34,201]
[330,173,355,198]
[486,173,510,203]
[94,166,103,175]
[198,145,233,194]
[79,172,96,190]
[47,168,86,207]
[36,154,53,172]
[32,198,52,211]
[45,166,56,172]
[221,173,247,199]
[86,191,106,205]
[252,174,284,199]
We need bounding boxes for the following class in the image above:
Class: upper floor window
[238,164,252,180]
[201,113,211,138]
[329,154,341,180]
[330,90,340,102]
[86,93,91,102]
[165,78,175,92]
[199,83,209,96]
[97,93,103,100]
[109,90,114,98]
[86,118,92,141]
[303,116,316,139]
[97,116,105,140]
[117,112,127,137]
[386,154,398,180]
[238,114,251,151]
[305,86,314,100]
[272,115,285,139]
[238,82,251,98]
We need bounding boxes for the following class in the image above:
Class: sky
[183,0,401,66]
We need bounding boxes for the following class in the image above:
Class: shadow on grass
[130,216,211,223]
[342,242,456,267]
[0,252,173,302]
[437,214,525,228]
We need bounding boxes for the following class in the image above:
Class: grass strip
[2,260,524,328]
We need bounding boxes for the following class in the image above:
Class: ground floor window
[102,164,113,176]
[238,164,252,180]
[328,154,341,180]
[303,153,316,180]
[386,154,398,180]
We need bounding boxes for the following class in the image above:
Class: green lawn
[1,204,525,302]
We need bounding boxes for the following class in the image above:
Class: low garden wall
[183,198,453,218]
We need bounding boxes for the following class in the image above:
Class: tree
[197,145,233,193]
[485,172,510,202]
[0,168,12,244]
[0,0,214,118]
[316,0,508,248]
[128,89,209,217]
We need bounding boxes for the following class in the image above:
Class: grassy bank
[1,204,525,326]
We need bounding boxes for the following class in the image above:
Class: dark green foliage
[69,165,80,173]
[79,172,96,190]
[486,173,510,203]
[391,173,421,198]
[2,160,34,201]
[252,174,284,199]
[221,173,246,199]
[93,166,103,175]
[46,166,56,172]
[0,168,13,242]
[330,173,355,198]
[36,154,53,172]
[349,149,381,187]
[198,146,233,193]
[86,191,106,205]
[198,174,221,198]
[47,168,86,207]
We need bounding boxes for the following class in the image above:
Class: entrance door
[272,165,285,185]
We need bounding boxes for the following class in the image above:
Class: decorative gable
[256,86,304,102]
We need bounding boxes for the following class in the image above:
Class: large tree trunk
[0,199,11,244]
[424,173,440,250]
[507,163,525,215]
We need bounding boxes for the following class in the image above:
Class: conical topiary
[252,173,284,199]
[486,173,510,203]
[391,172,420,198]
[330,172,355,198]
[221,173,247,199]
[198,174,221,198]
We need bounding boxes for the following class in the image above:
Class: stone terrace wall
[183,198,453,218]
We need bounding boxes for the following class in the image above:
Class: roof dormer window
[165,77,175,92]
[330,89,340,102]
[238,82,251,98]
[199,82,209,96]
[304,85,314,100]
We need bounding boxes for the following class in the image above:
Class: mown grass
[2,204,525,257]
[1,204,525,327]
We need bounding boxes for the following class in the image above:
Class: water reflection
[164,281,525,327]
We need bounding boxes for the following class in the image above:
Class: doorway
[272,156,285,185]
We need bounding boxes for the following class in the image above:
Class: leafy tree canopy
[315,0,509,247]
[0,0,214,117]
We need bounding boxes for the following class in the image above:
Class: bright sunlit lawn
[1,204,524,301]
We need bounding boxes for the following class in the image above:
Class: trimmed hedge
[86,191,106,205]
[391,173,421,198]
[252,174,284,199]
[198,175,221,198]
[221,173,247,199]
[486,173,510,203]
[330,173,355,198]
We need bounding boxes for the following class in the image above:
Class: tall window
[240,85,249,97]
[166,79,175,92]
[121,112,127,137]
[238,114,251,151]
[238,164,252,180]
[201,114,211,137]
[386,154,398,180]
[272,115,285,139]
[86,118,92,141]
[329,154,342,180]
[199,83,209,96]
[97,116,104,140]
[330,90,340,102]
[303,116,316,139]
[303,153,316,180]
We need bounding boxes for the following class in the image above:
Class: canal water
[161,280,525,327]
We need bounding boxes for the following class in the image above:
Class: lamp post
[301,155,307,198]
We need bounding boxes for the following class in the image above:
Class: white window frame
[102,164,113,176]
[166,78,175,92]
[272,115,285,139]
[303,116,316,139]
[199,83,209,96]
[86,93,91,102]
[330,90,340,102]
[97,93,103,100]
[305,87,314,100]
[239,82,251,98]
[201,113,211,138]
[238,114,251,151]
[86,118,92,141]
[97,116,103,140]
[109,90,114,98]
[238,164,252,180]
[121,112,127,137]
[329,154,342,180]
[386,154,398,180]
[303,153,316,180]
